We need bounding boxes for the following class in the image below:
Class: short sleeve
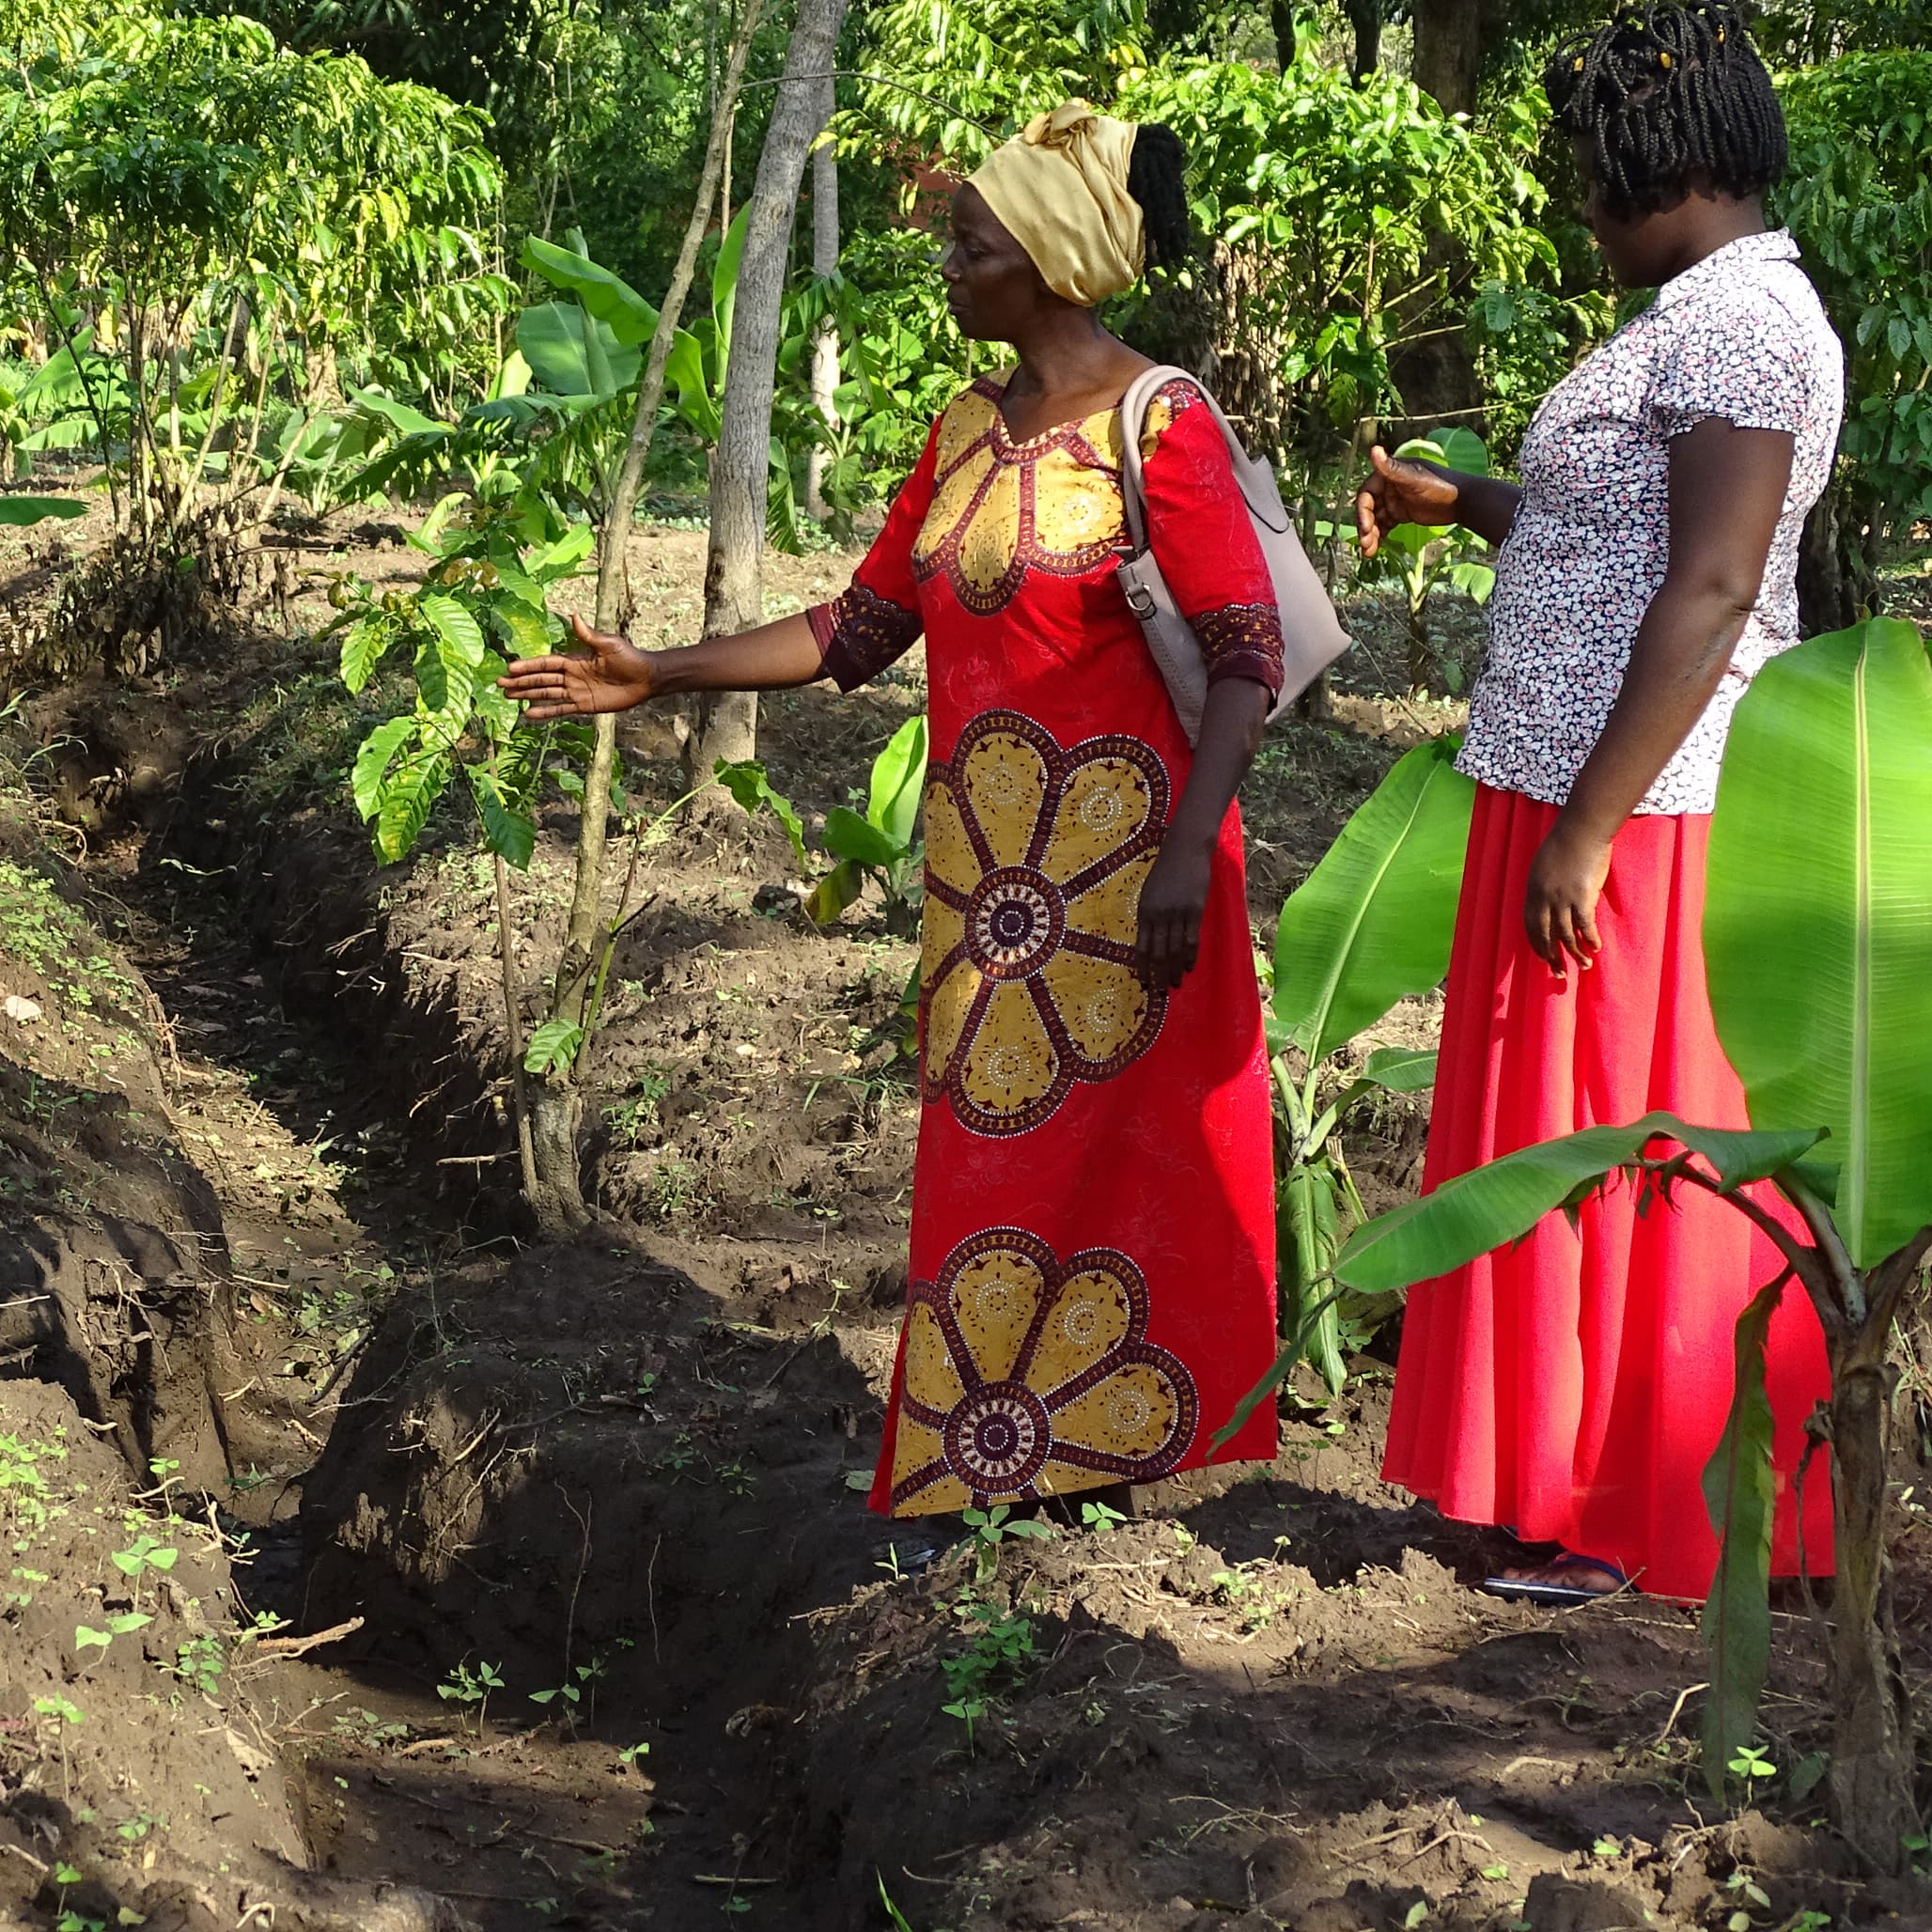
[1648,290,1809,442]
[1138,381,1285,697]
[806,420,940,693]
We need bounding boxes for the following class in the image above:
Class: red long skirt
[1382,784,1834,1600]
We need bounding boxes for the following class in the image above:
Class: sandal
[1482,1551,1631,1606]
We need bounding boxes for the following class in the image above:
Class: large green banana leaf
[516,302,640,401]
[1331,1112,1824,1296]
[869,714,928,852]
[522,233,660,345]
[1273,735,1473,1067]
[1705,618,1932,1268]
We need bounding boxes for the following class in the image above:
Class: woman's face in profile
[942,182,1047,340]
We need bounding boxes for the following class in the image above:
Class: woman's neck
[1004,308,1129,403]
[1659,194,1769,283]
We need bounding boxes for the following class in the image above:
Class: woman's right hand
[1354,445,1460,560]
[498,613,655,719]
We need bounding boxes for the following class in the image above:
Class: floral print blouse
[1459,230,1845,816]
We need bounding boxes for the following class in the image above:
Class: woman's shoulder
[930,372,1009,468]
[1134,369,1214,461]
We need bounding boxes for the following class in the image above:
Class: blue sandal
[1482,1551,1631,1606]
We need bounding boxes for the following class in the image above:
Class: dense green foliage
[0,3,504,529]
[1777,52,1932,584]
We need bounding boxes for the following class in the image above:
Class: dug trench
[8,538,1932,1932]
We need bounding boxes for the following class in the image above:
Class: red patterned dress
[806,373,1285,1517]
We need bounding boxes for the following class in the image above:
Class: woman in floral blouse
[505,109,1293,1519]
[1358,3,1845,1600]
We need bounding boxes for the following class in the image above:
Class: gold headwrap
[967,101,1145,308]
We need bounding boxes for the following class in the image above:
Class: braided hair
[1543,4,1786,220]
[1127,123,1193,269]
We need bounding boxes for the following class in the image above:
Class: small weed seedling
[34,1695,85,1797]
[1079,1499,1127,1534]
[1722,1870,1773,1932]
[959,1504,1052,1582]
[110,1534,179,1611]
[531,1655,608,1732]
[941,1589,1038,1753]
[438,1659,506,1737]
[174,1633,226,1698]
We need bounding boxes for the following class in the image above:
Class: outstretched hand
[1354,445,1460,560]
[498,613,655,719]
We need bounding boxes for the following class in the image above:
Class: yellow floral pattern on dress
[911,376,1176,616]
[889,1227,1199,1514]
[922,709,1168,1137]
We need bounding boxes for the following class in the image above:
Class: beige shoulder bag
[1114,365,1351,743]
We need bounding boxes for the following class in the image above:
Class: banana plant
[1284,619,1932,1872]
[805,713,928,934]
[1263,734,1474,1394]
[519,222,807,552]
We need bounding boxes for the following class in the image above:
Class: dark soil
[4,504,1931,1932]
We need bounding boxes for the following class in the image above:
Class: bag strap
[1115,363,1294,546]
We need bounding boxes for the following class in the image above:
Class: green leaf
[1362,1046,1438,1093]
[1705,619,1932,1267]
[1332,1113,1826,1297]
[1431,427,1490,475]
[351,717,415,822]
[1699,1272,1785,1803]
[521,235,660,345]
[106,1613,152,1635]
[468,767,536,869]
[373,750,453,864]
[715,759,809,870]
[868,714,929,849]
[1283,1164,1346,1394]
[490,600,552,662]
[339,615,394,694]
[517,301,640,399]
[713,205,750,366]
[75,1626,112,1653]
[419,592,486,675]
[665,329,719,442]
[0,495,86,524]
[822,805,899,869]
[1273,737,1473,1067]
[805,860,864,927]
[525,523,595,580]
[1210,1283,1348,1453]
[145,1547,178,1572]
[524,1018,584,1075]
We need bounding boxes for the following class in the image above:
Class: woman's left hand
[1136,835,1212,991]
[1524,821,1613,974]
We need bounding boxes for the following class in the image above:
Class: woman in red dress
[1358,5,1842,1600]
[505,106,1290,1517]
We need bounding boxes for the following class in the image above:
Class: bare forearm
[643,612,824,695]
[1426,464,1523,548]
[1557,582,1752,841]
[1169,677,1270,850]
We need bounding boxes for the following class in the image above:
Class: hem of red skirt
[869,1428,1280,1519]
[1384,1467,1835,1597]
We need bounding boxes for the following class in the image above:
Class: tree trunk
[516,1,766,1237]
[1399,0,1489,429]
[685,0,850,796]
[805,80,840,522]
[1826,1327,1920,1873]
[1410,0,1485,116]
[1268,0,1300,70]
[1797,475,1878,634]
[1345,0,1381,79]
